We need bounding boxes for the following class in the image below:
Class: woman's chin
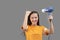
[32,23,37,26]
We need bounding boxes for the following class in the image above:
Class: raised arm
[43,15,54,35]
[21,11,31,31]
[48,15,54,34]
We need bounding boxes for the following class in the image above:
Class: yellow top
[25,25,48,40]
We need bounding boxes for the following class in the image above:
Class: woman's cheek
[32,20,38,23]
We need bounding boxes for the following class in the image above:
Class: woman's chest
[26,27,43,34]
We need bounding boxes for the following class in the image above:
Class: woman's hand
[25,11,31,17]
[48,15,53,22]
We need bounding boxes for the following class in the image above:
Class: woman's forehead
[30,13,38,17]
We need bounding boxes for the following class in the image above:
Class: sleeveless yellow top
[25,25,47,40]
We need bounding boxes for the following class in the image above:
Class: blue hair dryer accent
[42,6,54,16]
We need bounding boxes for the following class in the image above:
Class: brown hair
[27,11,40,25]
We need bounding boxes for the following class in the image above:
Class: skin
[21,12,54,35]
[30,13,38,26]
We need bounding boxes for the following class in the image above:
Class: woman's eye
[32,17,34,19]
[35,17,37,18]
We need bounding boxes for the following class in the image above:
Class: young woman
[21,11,54,40]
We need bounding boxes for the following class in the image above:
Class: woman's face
[30,13,38,25]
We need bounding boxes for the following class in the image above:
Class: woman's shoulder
[27,25,45,28]
[27,25,30,27]
[38,25,43,26]
[38,25,45,28]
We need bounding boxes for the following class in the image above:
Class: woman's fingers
[48,15,53,22]
[25,11,31,17]
[48,15,53,20]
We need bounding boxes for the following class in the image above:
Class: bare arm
[21,11,31,31]
[44,15,54,35]
[49,17,54,34]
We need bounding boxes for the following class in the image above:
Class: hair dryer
[42,6,54,21]
[42,6,54,16]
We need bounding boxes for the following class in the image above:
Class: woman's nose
[33,18,36,21]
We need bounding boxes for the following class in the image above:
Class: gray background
[0,0,60,40]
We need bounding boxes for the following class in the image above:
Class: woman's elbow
[45,30,54,35]
[21,26,27,31]
[50,30,54,34]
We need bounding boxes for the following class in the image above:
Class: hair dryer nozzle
[42,7,54,13]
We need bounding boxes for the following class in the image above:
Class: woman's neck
[31,24,37,26]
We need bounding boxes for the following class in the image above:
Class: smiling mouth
[33,20,38,22]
